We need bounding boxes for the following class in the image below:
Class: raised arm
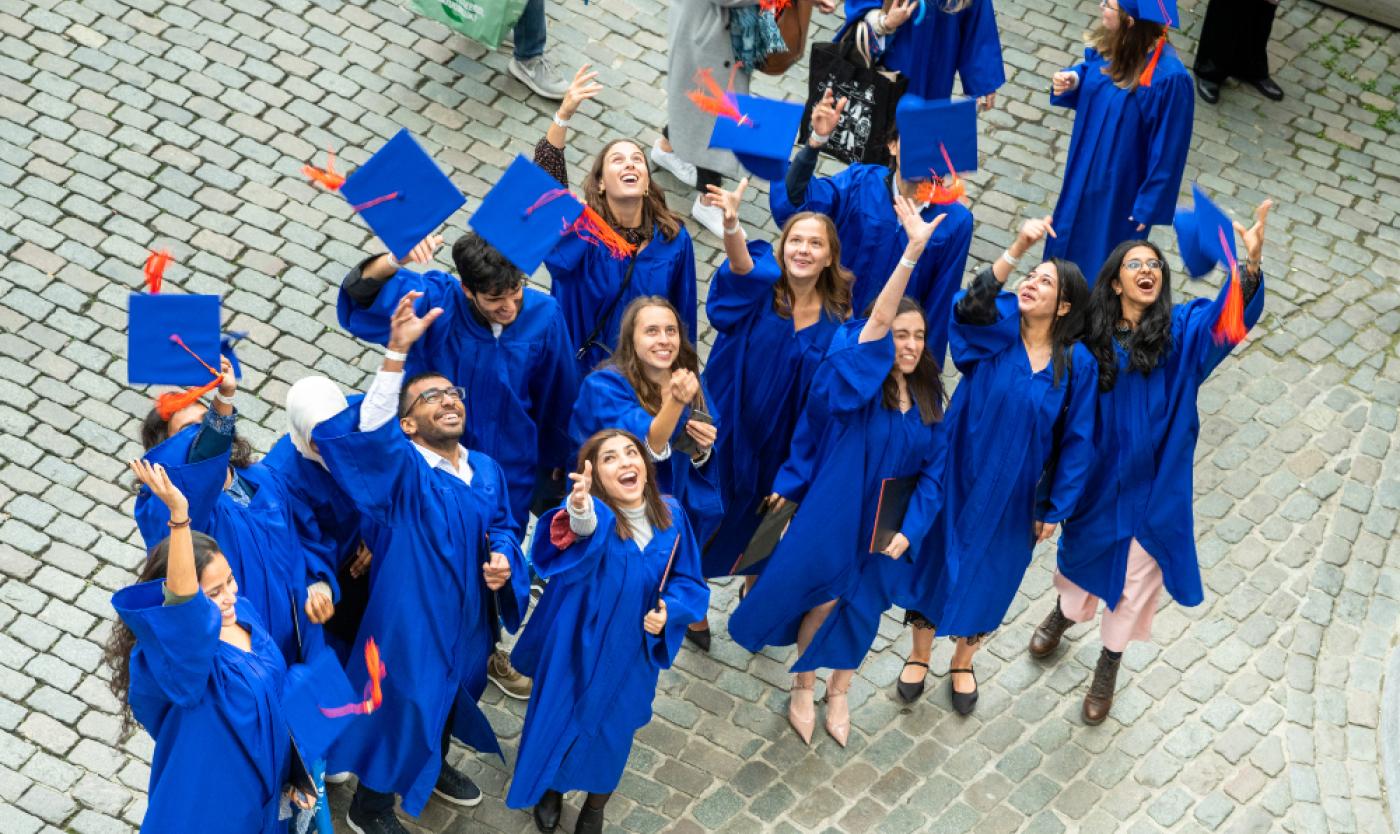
[701,178,753,274]
[130,460,196,597]
[536,64,603,187]
[341,235,446,310]
[860,196,945,343]
[359,291,443,432]
[991,215,1056,285]
[650,370,699,456]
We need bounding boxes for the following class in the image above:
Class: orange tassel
[144,249,173,294]
[569,206,638,260]
[687,68,747,125]
[1138,34,1167,87]
[915,177,966,205]
[303,149,346,191]
[155,379,221,421]
[1211,228,1247,345]
[760,0,791,12]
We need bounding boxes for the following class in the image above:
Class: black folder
[869,475,918,554]
[672,410,715,458]
[732,501,798,575]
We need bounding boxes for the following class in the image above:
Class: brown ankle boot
[1082,649,1121,725]
[1028,598,1073,659]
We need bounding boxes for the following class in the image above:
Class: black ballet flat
[896,660,929,704]
[533,789,562,833]
[685,626,712,652]
[949,666,978,716]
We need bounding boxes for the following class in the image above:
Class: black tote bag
[799,24,908,166]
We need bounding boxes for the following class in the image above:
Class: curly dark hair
[102,531,224,736]
[139,407,255,470]
[1085,239,1175,392]
[452,232,525,297]
[1044,257,1091,388]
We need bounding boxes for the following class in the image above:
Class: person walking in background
[836,0,1004,106]
[1193,0,1285,104]
[507,0,570,99]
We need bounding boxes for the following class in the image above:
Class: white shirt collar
[412,442,474,485]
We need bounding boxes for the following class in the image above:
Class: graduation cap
[128,247,227,420]
[1116,0,1178,85]
[281,648,360,765]
[471,155,636,274]
[1173,183,1247,345]
[304,129,467,262]
[895,96,978,204]
[706,93,805,182]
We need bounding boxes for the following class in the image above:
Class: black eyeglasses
[400,385,465,417]
[1123,258,1164,272]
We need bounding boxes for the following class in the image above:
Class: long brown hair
[1086,16,1166,89]
[606,296,706,414]
[774,212,853,322]
[584,139,683,243]
[103,531,225,735]
[881,297,946,426]
[576,429,673,539]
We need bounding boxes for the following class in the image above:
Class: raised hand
[568,460,593,510]
[216,354,237,398]
[809,89,848,142]
[668,369,700,405]
[1235,198,1273,274]
[387,290,443,354]
[643,599,668,635]
[882,532,910,560]
[1015,215,1057,249]
[393,234,444,267]
[882,0,919,31]
[482,551,511,591]
[558,64,603,121]
[130,459,189,520]
[894,196,946,250]
[700,178,748,229]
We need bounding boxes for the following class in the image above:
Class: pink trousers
[1053,538,1163,652]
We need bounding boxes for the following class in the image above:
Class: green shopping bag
[408,0,527,49]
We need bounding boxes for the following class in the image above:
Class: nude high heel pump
[789,675,815,745]
[825,681,851,747]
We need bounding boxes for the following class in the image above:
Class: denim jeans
[513,0,547,61]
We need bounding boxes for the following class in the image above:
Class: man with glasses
[312,291,530,834]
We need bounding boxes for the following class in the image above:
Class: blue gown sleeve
[956,0,1006,97]
[1050,49,1093,109]
[1130,68,1195,227]
[707,241,781,335]
[336,267,461,348]
[1038,345,1098,525]
[529,501,615,582]
[824,322,895,419]
[1177,271,1267,380]
[899,423,948,552]
[187,407,235,464]
[111,581,221,709]
[648,508,709,670]
[289,490,341,601]
[311,403,420,527]
[543,231,590,277]
[670,233,700,342]
[477,456,529,633]
[528,308,582,472]
[570,371,659,452]
[948,288,1020,375]
[138,427,228,543]
[771,145,842,226]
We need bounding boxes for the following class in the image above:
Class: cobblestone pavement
[1,0,1398,832]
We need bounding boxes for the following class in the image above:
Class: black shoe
[1195,75,1220,105]
[433,763,483,808]
[1250,76,1284,101]
[575,803,605,834]
[896,660,929,703]
[346,804,410,834]
[685,625,711,652]
[949,666,978,716]
[533,789,562,833]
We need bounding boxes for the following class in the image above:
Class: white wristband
[810,130,832,148]
[384,348,408,362]
[724,222,743,236]
[899,257,918,270]
[552,113,570,128]
[214,391,235,405]
[1001,251,1020,267]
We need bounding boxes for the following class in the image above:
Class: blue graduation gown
[838,0,1005,99]
[337,271,578,528]
[728,322,946,671]
[507,498,708,806]
[903,292,1097,636]
[569,368,724,557]
[135,428,326,667]
[770,166,974,364]
[1058,275,1266,609]
[546,225,698,372]
[1043,45,1195,279]
[311,405,530,816]
[112,585,289,834]
[701,241,842,576]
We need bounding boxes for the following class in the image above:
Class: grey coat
[666,0,760,181]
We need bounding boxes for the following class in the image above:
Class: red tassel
[687,68,748,125]
[569,206,638,260]
[914,143,967,205]
[350,191,398,212]
[1211,228,1247,345]
[144,249,173,294]
[155,380,221,421]
[303,149,346,191]
[760,0,791,12]
[1138,34,1167,87]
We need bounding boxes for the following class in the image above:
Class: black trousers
[1194,0,1277,83]
[351,718,454,815]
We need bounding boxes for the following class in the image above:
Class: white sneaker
[323,771,352,784]
[650,139,698,189]
[691,196,727,240]
[509,55,568,100]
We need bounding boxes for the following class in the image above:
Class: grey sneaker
[509,55,568,100]
[487,648,532,700]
